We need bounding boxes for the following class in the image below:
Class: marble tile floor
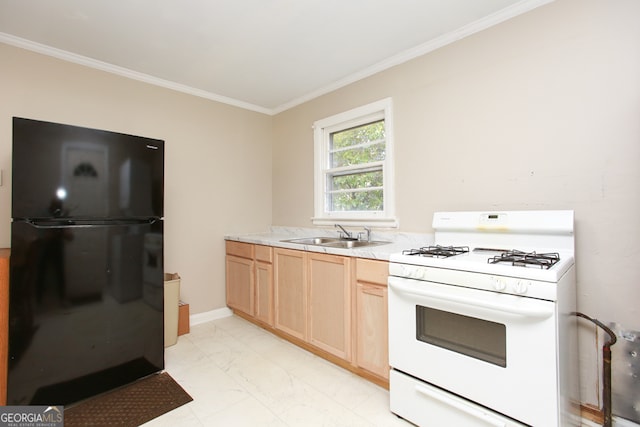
[144,315,411,427]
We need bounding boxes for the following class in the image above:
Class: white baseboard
[190,307,233,326]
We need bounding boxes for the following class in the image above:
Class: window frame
[312,98,397,227]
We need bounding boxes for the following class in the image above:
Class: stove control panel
[514,280,530,294]
[490,276,507,291]
[490,276,532,294]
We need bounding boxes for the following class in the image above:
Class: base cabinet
[274,249,352,360]
[273,248,307,340]
[225,241,255,316]
[355,258,389,380]
[226,255,254,315]
[226,242,273,324]
[308,253,351,360]
[227,241,389,387]
[254,245,274,326]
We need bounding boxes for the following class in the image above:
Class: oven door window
[416,306,506,367]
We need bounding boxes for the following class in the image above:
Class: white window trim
[312,98,397,228]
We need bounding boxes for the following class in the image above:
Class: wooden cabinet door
[355,258,389,380]
[308,253,351,360]
[226,255,254,316]
[274,248,307,340]
[355,282,389,379]
[255,260,273,325]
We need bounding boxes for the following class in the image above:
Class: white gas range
[388,211,579,427]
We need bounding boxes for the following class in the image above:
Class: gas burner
[488,250,560,269]
[403,245,470,258]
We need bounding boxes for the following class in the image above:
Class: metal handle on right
[389,279,553,319]
[414,383,507,427]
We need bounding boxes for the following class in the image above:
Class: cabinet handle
[414,384,507,427]
[360,285,384,297]
[388,278,553,320]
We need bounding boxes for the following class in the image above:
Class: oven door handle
[388,279,554,319]
[414,383,507,427]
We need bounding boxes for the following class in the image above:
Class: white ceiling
[0,0,551,114]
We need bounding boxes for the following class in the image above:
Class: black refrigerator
[8,117,165,405]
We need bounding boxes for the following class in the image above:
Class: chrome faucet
[363,226,371,242]
[334,224,354,240]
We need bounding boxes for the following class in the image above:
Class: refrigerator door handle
[25,218,159,228]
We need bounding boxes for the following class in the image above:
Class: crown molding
[0,32,272,115]
[270,0,554,114]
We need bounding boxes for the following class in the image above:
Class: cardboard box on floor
[178,301,189,335]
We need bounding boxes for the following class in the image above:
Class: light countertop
[225,226,434,261]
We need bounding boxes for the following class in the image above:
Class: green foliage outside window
[328,120,385,211]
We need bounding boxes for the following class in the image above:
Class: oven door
[388,275,561,427]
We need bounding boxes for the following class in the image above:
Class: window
[312,98,396,227]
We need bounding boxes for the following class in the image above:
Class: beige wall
[0,43,273,315]
[273,0,640,408]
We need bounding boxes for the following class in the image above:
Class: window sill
[311,217,399,228]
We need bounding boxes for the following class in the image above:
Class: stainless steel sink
[320,240,390,249]
[282,237,390,248]
[283,237,343,245]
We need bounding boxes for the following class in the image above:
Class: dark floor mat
[64,372,192,426]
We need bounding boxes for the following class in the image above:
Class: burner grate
[488,250,560,269]
[403,245,470,258]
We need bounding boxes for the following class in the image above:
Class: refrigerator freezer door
[12,117,164,220]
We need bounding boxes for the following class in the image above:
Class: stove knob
[491,276,506,291]
[514,280,529,294]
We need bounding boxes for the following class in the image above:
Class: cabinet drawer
[356,258,388,285]
[254,245,273,263]
[226,241,254,259]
